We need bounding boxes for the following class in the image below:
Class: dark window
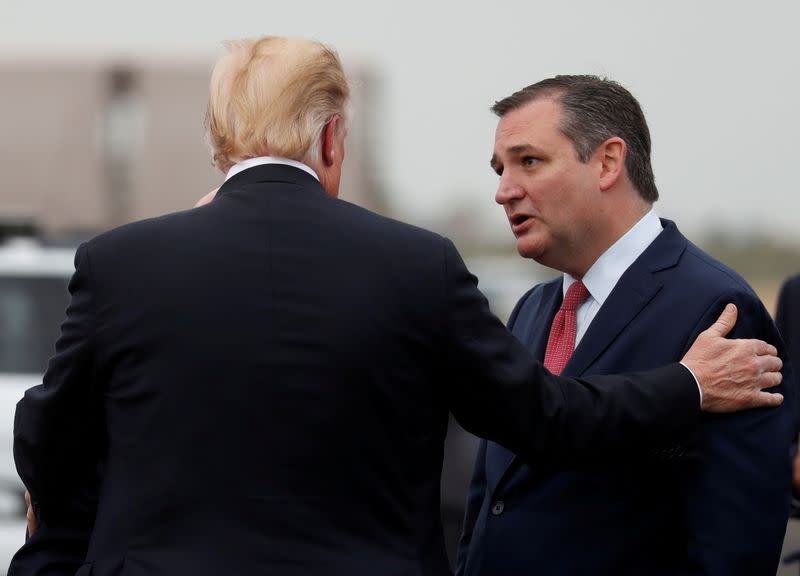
[0,276,70,373]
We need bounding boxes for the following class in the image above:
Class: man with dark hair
[457,75,796,576]
[490,75,659,203]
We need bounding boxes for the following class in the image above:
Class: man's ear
[598,137,626,192]
[321,114,341,167]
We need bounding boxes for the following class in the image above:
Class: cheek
[526,171,565,211]
[522,184,546,212]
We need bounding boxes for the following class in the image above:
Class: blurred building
[0,61,108,232]
[0,57,382,235]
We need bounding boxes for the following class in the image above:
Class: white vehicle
[0,237,75,519]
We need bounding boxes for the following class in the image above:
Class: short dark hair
[492,75,658,202]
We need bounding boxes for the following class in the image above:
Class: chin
[516,239,546,262]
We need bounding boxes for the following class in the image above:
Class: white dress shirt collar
[225,156,320,182]
[563,209,663,307]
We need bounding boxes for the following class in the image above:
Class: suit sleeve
[439,238,700,468]
[10,243,102,574]
[680,293,794,575]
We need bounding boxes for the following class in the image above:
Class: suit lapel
[565,274,661,376]
[487,280,562,489]
[566,220,685,376]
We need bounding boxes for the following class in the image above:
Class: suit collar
[564,219,687,376]
[642,219,686,273]
[225,156,320,182]
[216,163,327,200]
[567,209,663,307]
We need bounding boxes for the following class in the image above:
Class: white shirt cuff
[679,361,702,408]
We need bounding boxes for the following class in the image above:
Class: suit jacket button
[491,501,505,516]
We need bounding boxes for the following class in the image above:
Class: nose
[495,172,525,205]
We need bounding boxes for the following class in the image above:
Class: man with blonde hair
[9,37,783,576]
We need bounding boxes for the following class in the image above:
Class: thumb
[704,303,738,338]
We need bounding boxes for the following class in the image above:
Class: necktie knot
[562,281,590,311]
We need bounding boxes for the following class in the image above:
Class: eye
[522,156,540,167]
[494,166,504,176]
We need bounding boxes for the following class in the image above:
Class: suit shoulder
[681,243,758,300]
[335,199,447,246]
[330,199,460,271]
[83,208,206,268]
[680,243,780,342]
[87,209,197,248]
[780,273,800,296]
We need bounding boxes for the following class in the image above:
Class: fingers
[751,391,784,408]
[704,303,738,338]
[758,369,783,389]
[195,188,218,208]
[24,490,35,538]
[753,340,778,357]
[755,353,783,376]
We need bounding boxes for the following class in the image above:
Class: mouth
[509,214,533,235]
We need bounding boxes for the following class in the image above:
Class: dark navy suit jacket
[777,274,800,378]
[458,220,795,576]
[8,167,701,576]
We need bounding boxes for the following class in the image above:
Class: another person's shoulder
[779,274,800,298]
[776,273,800,332]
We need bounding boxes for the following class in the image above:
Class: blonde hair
[206,36,350,171]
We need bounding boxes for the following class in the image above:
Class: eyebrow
[507,143,542,155]
[490,143,544,171]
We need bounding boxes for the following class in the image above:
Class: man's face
[492,98,602,275]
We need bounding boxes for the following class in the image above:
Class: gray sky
[3,0,799,244]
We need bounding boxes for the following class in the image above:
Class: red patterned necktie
[543,281,591,376]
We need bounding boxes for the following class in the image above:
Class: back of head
[492,75,659,203]
[206,36,350,172]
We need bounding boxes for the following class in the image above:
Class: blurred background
[0,0,799,573]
